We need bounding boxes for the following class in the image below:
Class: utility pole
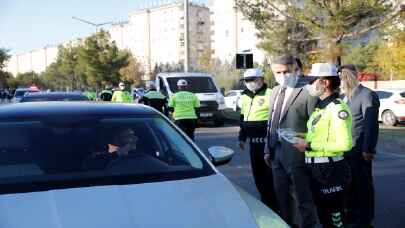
[184,0,189,73]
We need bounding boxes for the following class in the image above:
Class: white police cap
[242,68,264,80]
[177,79,188,87]
[308,63,338,77]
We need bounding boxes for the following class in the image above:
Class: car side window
[376,91,393,99]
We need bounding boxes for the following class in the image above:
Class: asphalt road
[195,124,405,228]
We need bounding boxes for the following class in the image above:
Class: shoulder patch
[257,98,265,106]
[338,110,349,120]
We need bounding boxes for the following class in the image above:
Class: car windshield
[167,77,218,93]
[14,90,28,97]
[0,116,213,194]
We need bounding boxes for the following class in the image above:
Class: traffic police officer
[140,81,168,116]
[168,79,200,140]
[100,86,113,101]
[112,82,132,103]
[294,63,352,228]
[238,68,278,211]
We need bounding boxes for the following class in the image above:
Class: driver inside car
[82,127,138,170]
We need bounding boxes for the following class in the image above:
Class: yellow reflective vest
[112,90,132,103]
[305,97,353,157]
[240,88,272,122]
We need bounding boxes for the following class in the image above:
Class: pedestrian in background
[100,86,113,102]
[168,79,200,140]
[339,64,380,228]
[140,81,168,116]
[238,68,278,211]
[112,82,132,103]
[294,63,352,228]
[265,55,319,228]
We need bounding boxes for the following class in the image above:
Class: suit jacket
[267,84,318,167]
[345,84,380,156]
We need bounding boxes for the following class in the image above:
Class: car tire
[382,110,397,126]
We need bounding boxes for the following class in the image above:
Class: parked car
[19,92,89,102]
[12,87,40,102]
[375,88,405,126]
[224,90,243,111]
[0,102,287,228]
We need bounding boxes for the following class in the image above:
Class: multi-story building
[209,0,266,65]
[108,2,211,79]
[5,45,58,76]
[6,2,211,81]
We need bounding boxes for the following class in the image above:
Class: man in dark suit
[339,64,380,228]
[265,55,319,228]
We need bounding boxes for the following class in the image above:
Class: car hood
[0,174,260,228]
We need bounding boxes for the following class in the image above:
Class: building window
[225,30,229,37]
[241,28,244,33]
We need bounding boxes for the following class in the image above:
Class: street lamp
[72,16,113,33]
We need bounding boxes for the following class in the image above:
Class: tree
[237,0,404,63]
[119,52,144,86]
[342,39,381,71]
[372,30,405,80]
[8,72,45,88]
[78,30,129,90]
[0,48,11,88]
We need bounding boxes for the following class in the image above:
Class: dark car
[0,102,286,228]
[19,92,89,102]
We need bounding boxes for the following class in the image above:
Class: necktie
[268,87,286,148]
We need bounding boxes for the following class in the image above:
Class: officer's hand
[362,152,375,162]
[238,141,245,151]
[264,153,272,167]
[293,138,308,153]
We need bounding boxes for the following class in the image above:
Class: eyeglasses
[244,78,256,82]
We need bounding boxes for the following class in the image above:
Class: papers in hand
[277,128,301,144]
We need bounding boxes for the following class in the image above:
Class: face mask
[245,80,262,92]
[305,83,323,97]
[284,73,298,88]
[275,73,298,88]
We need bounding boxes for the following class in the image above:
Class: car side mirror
[208,146,234,166]
[220,88,225,95]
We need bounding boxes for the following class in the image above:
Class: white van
[155,72,226,126]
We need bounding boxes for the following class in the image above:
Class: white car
[224,90,243,111]
[0,102,287,228]
[375,88,405,126]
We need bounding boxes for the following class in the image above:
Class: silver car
[0,102,287,228]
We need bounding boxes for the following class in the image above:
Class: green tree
[78,30,129,90]
[8,72,44,88]
[342,39,381,71]
[373,30,405,80]
[237,0,404,63]
[0,48,11,88]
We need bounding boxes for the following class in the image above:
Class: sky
[0,0,208,55]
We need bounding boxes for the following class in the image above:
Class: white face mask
[275,73,298,88]
[245,80,263,92]
[305,83,323,97]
